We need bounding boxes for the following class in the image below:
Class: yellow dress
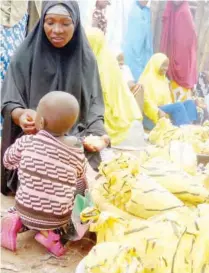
[139,53,172,123]
[86,28,142,145]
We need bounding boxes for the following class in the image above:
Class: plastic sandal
[47,241,66,257]
[1,213,22,251]
[35,231,66,257]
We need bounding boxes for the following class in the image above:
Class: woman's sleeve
[85,59,107,137]
[143,84,159,123]
[1,59,27,190]
[1,59,27,117]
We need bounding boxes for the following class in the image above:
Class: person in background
[140,53,197,131]
[193,71,209,124]
[1,1,109,195]
[86,28,145,148]
[0,0,28,81]
[160,0,197,102]
[92,0,110,34]
[117,52,144,112]
[123,0,153,82]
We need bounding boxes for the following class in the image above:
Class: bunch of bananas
[102,171,133,211]
[99,153,140,179]
[149,118,209,155]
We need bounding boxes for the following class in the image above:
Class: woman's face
[44,14,75,48]
[117,53,124,68]
[159,59,169,75]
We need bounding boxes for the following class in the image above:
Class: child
[1,91,87,257]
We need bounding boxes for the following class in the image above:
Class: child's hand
[83,135,110,152]
[19,109,37,135]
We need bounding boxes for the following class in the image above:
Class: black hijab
[1,1,106,194]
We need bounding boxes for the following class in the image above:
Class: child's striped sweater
[3,130,87,230]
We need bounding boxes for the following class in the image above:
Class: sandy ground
[1,194,95,273]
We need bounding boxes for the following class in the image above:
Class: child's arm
[76,159,88,196]
[3,135,28,170]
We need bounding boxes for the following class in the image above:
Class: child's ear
[39,117,45,130]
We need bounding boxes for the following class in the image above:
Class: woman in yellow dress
[86,27,144,147]
[140,53,197,130]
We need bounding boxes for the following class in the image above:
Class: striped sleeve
[76,158,88,196]
[3,135,28,170]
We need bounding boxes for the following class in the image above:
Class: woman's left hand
[83,135,110,152]
[130,83,144,96]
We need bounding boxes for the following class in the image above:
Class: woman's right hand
[18,109,37,134]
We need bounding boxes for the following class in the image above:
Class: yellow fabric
[170,80,192,102]
[139,53,172,123]
[86,28,142,145]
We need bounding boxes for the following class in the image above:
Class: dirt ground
[1,194,94,273]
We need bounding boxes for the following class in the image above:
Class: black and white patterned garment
[194,72,209,124]
[195,72,209,98]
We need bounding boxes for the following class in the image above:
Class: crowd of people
[0,0,209,269]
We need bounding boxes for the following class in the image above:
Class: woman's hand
[83,135,110,152]
[130,83,144,96]
[19,109,37,134]
[158,109,167,119]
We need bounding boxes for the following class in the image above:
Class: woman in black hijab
[1,1,109,195]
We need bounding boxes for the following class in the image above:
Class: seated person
[1,91,87,257]
[117,52,144,112]
[86,28,145,148]
[193,71,209,124]
[139,53,198,131]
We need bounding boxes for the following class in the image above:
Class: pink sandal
[1,213,22,251]
[35,231,66,257]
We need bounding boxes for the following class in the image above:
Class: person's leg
[183,100,198,122]
[143,116,155,131]
[160,102,191,126]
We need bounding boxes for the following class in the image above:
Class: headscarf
[46,4,70,15]
[1,1,106,194]
[123,1,153,81]
[139,53,172,123]
[86,27,142,145]
[160,0,197,89]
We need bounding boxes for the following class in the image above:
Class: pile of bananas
[99,153,140,178]
[149,118,209,155]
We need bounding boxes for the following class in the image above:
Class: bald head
[35,91,79,135]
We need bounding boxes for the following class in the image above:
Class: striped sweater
[3,130,87,230]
